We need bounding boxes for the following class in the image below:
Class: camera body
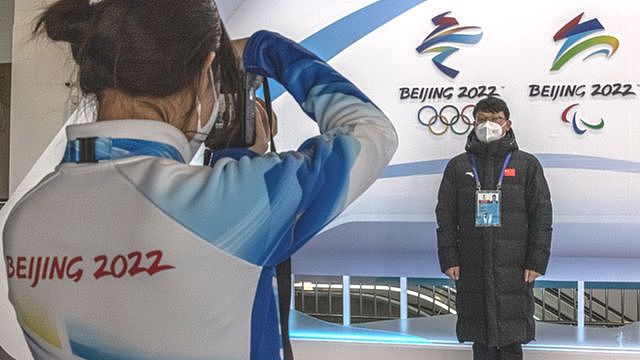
[204,71,259,150]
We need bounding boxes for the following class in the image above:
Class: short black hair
[473,96,510,120]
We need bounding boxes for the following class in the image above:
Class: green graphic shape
[551,35,619,71]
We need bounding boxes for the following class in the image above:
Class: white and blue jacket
[3,31,397,359]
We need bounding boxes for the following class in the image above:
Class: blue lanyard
[469,152,512,190]
[63,137,185,163]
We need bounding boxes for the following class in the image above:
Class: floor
[290,311,640,359]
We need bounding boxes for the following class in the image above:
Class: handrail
[294,276,640,327]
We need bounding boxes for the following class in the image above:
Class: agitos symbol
[416,11,483,79]
[418,104,475,135]
[551,13,619,71]
[561,103,605,135]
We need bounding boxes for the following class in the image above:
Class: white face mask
[475,121,505,143]
[189,69,219,156]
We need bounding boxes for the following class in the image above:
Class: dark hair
[473,96,510,120]
[35,0,242,122]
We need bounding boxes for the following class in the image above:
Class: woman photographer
[3,0,397,359]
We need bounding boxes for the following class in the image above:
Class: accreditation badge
[475,190,501,227]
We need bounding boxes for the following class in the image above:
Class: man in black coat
[436,97,552,360]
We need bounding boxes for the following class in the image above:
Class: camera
[204,71,260,150]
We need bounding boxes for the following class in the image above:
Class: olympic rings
[417,104,476,135]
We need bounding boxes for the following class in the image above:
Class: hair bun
[36,0,93,45]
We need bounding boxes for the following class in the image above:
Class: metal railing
[294,276,640,327]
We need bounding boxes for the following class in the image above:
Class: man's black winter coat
[436,130,552,347]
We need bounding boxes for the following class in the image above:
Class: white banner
[228,0,640,279]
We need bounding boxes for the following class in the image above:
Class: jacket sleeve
[523,156,553,274]
[435,159,460,273]
[241,31,398,261]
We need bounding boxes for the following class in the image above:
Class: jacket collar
[65,120,192,163]
[465,129,519,157]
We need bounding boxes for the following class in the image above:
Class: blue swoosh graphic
[583,48,611,60]
[432,47,460,78]
[381,159,448,178]
[555,29,600,62]
[571,114,587,135]
[561,18,604,39]
[380,154,640,178]
[261,0,428,101]
[415,32,484,53]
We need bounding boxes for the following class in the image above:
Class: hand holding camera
[250,98,278,154]
[204,38,276,153]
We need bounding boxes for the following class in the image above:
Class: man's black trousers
[472,342,523,360]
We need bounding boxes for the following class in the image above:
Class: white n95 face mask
[189,69,219,156]
[475,121,504,143]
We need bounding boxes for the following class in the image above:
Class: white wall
[10,0,75,194]
[0,0,14,64]
[216,0,244,21]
